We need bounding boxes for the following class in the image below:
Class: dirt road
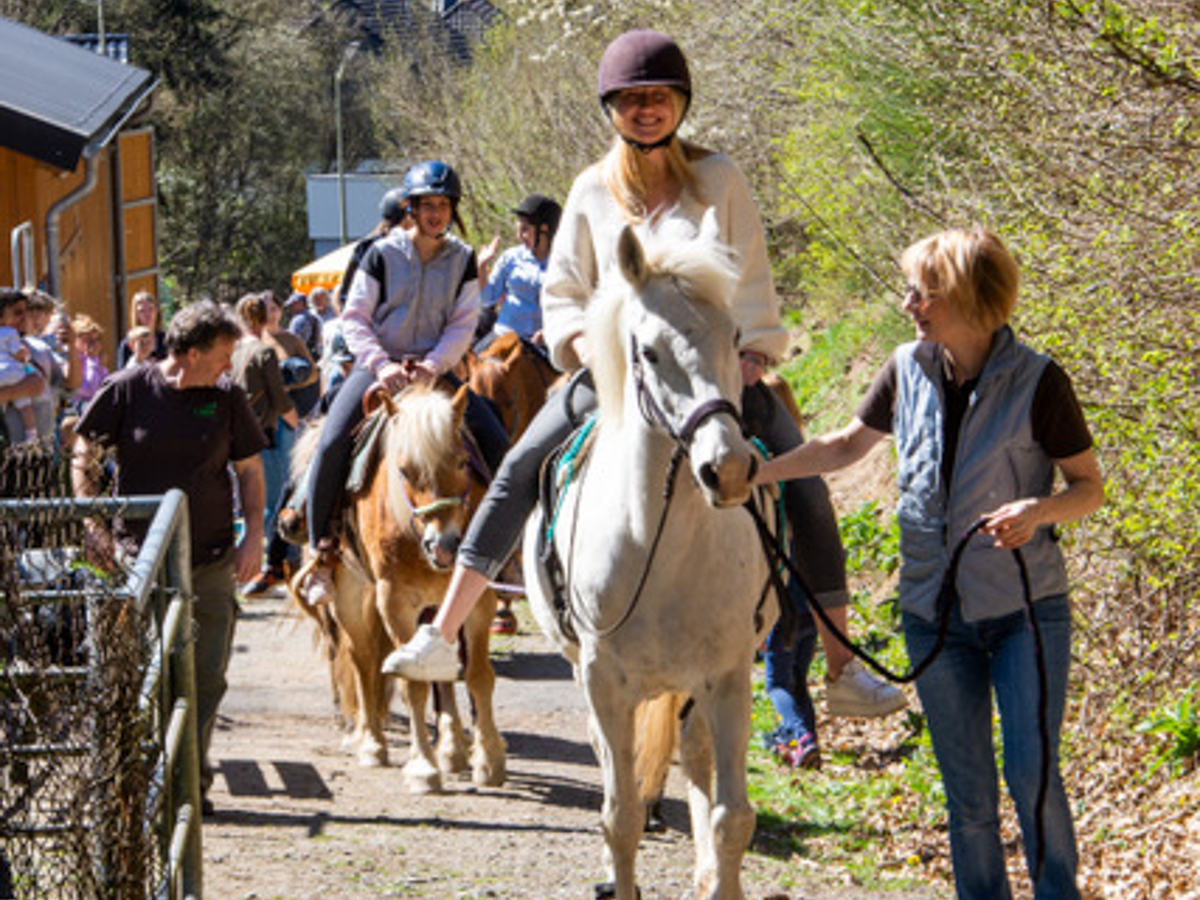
[202,588,946,900]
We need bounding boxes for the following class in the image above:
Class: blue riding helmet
[402,160,462,201]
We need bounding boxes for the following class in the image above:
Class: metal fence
[1,444,202,900]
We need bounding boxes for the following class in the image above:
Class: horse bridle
[630,334,744,459]
[561,339,750,637]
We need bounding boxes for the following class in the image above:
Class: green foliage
[838,501,900,577]
[1136,686,1200,779]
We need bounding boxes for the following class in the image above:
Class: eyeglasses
[904,283,940,305]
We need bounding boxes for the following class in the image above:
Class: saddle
[277,407,388,547]
[534,415,598,643]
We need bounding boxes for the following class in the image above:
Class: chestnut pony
[290,385,505,792]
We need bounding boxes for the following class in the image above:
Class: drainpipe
[43,76,157,298]
[45,153,100,297]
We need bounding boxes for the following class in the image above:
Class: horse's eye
[641,345,659,365]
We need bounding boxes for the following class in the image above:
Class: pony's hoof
[471,759,506,788]
[403,758,443,794]
[438,746,469,775]
[356,740,387,768]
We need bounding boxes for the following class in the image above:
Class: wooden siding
[0,126,158,370]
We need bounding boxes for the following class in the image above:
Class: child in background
[0,290,40,443]
[123,326,155,369]
[70,315,109,412]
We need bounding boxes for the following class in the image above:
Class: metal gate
[1,481,203,900]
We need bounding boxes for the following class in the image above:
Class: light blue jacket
[894,326,1069,622]
[481,245,546,341]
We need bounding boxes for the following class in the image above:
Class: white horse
[523,212,776,900]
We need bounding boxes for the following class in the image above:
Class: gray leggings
[458,373,848,608]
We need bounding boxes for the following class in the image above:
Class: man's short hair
[0,288,26,315]
[165,300,241,356]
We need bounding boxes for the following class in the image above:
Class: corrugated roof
[0,16,155,170]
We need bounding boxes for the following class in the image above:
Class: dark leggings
[306,367,510,548]
[458,372,849,609]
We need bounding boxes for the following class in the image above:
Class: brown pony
[467,331,561,442]
[290,384,505,792]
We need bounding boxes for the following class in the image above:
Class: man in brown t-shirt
[72,300,267,814]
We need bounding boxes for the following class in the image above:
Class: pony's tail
[635,692,686,807]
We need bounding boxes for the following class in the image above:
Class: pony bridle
[393,468,469,548]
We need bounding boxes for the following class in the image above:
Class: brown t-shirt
[857,352,1093,485]
[76,363,267,564]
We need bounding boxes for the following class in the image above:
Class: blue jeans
[763,576,818,746]
[261,418,296,538]
[903,595,1080,900]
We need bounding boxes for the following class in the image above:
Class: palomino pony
[523,213,776,900]
[290,385,506,792]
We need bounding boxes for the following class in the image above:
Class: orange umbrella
[291,242,356,294]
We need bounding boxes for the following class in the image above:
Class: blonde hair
[127,325,151,342]
[128,290,160,331]
[901,228,1020,332]
[72,313,103,337]
[602,89,699,222]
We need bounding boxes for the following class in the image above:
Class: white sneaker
[381,624,460,681]
[826,658,907,718]
[303,563,336,607]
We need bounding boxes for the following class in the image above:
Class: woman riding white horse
[385,30,852,689]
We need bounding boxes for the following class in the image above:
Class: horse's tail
[635,692,686,806]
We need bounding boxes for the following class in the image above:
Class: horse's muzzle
[422,526,461,571]
[696,450,756,508]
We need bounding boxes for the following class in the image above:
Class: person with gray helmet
[474,192,562,350]
[384,31,905,725]
[298,160,509,605]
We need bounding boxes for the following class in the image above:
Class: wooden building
[0,16,157,368]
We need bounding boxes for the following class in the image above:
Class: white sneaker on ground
[381,624,460,681]
[825,658,908,717]
[303,563,336,607]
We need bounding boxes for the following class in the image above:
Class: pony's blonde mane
[388,386,459,488]
[587,220,740,423]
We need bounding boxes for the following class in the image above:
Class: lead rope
[745,505,1049,884]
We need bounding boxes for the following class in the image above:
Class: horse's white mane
[388,386,459,488]
[587,214,740,423]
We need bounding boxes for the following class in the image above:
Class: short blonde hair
[901,228,1020,332]
[72,313,103,337]
[127,325,152,342]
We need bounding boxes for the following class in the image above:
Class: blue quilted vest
[893,326,1069,622]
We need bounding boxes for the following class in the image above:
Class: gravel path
[201,589,948,900]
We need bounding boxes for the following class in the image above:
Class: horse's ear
[617,224,648,288]
[503,339,523,367]
[698,207,720,247]
[450,383,471,424]
[363,382,397,417]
